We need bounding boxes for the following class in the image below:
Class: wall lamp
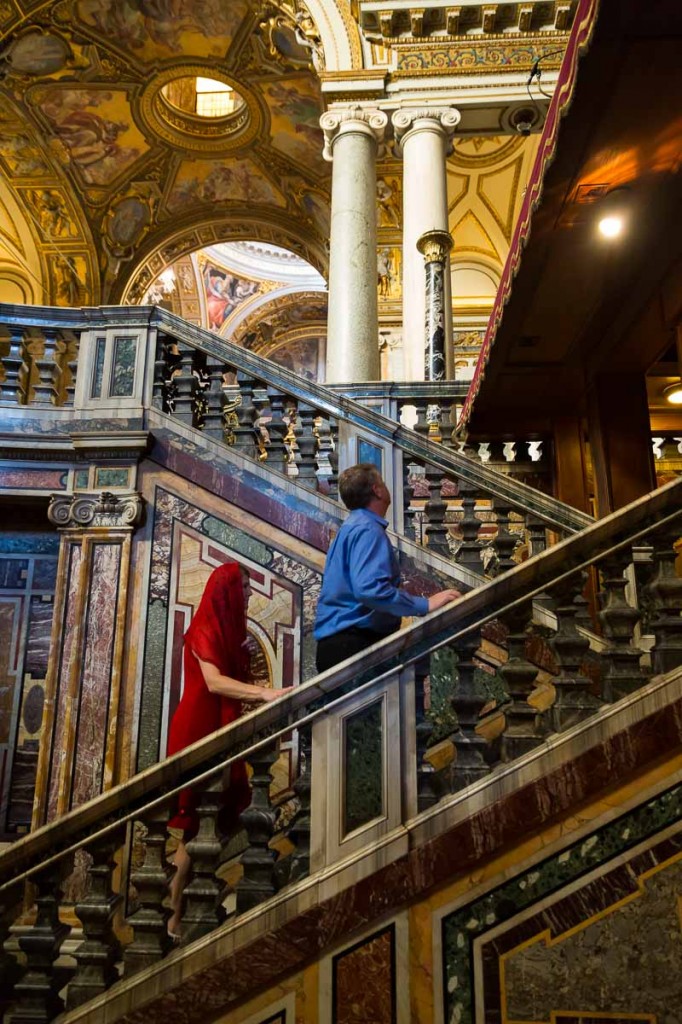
[597,187,631,240]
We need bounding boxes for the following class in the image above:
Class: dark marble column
[417,229,453,383]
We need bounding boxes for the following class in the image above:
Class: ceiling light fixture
[663,382,682,405]
[596,186,631,241]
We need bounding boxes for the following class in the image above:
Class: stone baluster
[64,338,79,407]
[491,501,518,576]
[412,400,430,441]
[66,837,121,1010]
[440,403,456,449]
[32,329,59,406]
[455,480,483,571]
[252,387,271,462]
[449,632,490,791]
[527,516,547,557]
[201,356,228,439]
[645,524,682,675]
[316,415,338,499]
[415,656,439,810]
[598,551,646,701]
[151,337,172,412]
[12,865,72,1023]
[0,894,23,1016]
[402,460,418,541]
[264,389,289,475]
[123,809,172,975]
[232,374,259,459]
[296,402,319,490]
[171,344,196,425]
[0,327,27,404]
[549,577,601,731]
[182,778,226,943]
[236,744,278,914]
[424,463,450,557]
[191,354,210,430]
[498,606,544,761]
[287,725,312,884]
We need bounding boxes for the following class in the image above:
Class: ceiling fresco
[0,0,331,305]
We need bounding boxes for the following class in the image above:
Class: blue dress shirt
[314,507,429,640]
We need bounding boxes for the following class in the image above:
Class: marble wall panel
[46,541,81,819]
[0,466,68,491]
[332,925,395,1024]
[70,542,121,808]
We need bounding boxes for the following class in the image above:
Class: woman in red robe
[166,562,279,938]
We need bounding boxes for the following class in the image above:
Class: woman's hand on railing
[242,685,281,704]
[427,589,462,612]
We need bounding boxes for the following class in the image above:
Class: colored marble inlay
[0,538,57,838]
[74,468,90,489]
[441,783,682,1023]
[71,542,121,809]
[343,698,384,836]
[0,467,68,490]
[332,925,395,1024]
[95,467,130,488]
[357,438,383,470]
[91,336,106,398]
[111,335,137,397]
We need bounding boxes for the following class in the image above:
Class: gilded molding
[320,106,389,160]
[48,490,144,529]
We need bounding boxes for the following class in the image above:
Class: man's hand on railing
[427,589,462,612]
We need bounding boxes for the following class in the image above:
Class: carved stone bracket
[391,106,461,152]
[320,105,389,161]
[48,491,144,529]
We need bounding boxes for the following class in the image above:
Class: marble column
[321,106,388,383]
[32,491,143,827]
[392,108,460,381]
[418,229,453,381]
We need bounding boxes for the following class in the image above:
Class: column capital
[417,229,454,263]
[48,490,144,529]
[320,105,388,161]
[391,107,461,150]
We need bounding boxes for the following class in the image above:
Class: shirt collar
[352,507,389,529]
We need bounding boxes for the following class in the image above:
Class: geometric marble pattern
[441,784,682,1023]
[137,484,322,773]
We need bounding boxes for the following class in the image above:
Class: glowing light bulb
[663,383,682,405]
[598,214,624,239]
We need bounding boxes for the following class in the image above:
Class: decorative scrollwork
[47,492,144,529]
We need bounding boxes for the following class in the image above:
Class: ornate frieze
[48,491,143,529]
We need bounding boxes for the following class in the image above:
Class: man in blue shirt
[315,463,460,672]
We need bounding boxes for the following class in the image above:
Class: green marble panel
[74,469,89,490]
[111,336,137,397]
[343,698,384,836]
[202,516,273,565]
[137,599,168,771]
[95,468,129,488]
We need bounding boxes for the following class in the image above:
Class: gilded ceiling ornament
[256,0,325,71]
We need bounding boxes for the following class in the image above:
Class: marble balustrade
[0,475,681,1021]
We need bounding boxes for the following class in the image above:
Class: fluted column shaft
[392,108,460,381]
[321,107,387,383]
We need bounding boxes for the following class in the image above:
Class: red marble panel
[0,468,67,490]
[71,543,121,809]
[46,543,81,820]
[333,926,395,1024]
